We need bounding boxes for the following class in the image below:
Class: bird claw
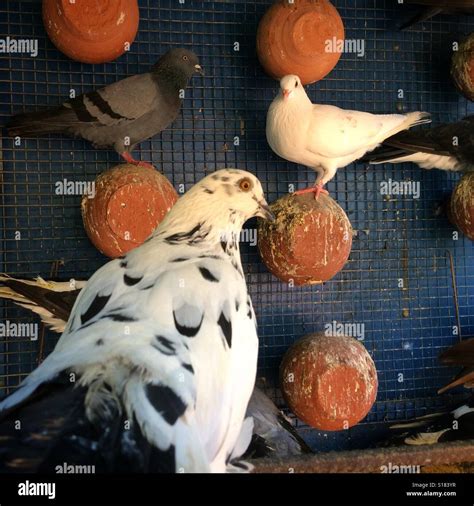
[120,152,155,170]
[135,160,156,170]
[293,184,329,199]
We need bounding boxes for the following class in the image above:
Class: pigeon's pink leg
[293,183,329,199]
[120,152,155,170]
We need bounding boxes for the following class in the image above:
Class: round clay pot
[81,163,178,258]
[280,333,378,431]
[448,172,474,241]
[451,32,474,101]
[258,192,352,286]
[256,0,345,85]
[43,0,139,64]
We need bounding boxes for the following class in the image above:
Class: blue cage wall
[0,0,473,452]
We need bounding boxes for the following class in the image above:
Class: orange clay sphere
[43,0,139,63]
[81,164,178,258]
[280,333,378,431]
[257,0,345,85]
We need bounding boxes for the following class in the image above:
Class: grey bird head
[153,48,203,82]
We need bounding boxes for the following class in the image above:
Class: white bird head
[279,75,304,101]
[155,169,274,243]
[194,169,274,222]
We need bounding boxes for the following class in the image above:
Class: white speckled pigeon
[266,74,431,198]
[361,115,474,172]
[6,48,203,169]
[0,282,312,461]
[0,169,274,473]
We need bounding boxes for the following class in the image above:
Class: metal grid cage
[0,0,473,453]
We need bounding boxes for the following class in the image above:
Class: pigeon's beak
[282,89,292,99]
[194,64,204,76]
[256,200,275,222]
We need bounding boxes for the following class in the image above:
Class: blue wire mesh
[0,0,473,452]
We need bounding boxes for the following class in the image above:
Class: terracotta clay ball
[81,164,178,258]
[448,172,474,241]
[280,333,378,431]
[451,32,474,101]
[256,0,345,85]
[43,0,139,64]
[258,192,352,286]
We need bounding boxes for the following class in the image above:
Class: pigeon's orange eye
[183,55,188,61]
[239,178,252,192]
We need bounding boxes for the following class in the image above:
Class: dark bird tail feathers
[0,373,174,473]
[399,7,443,30]
[360,146,410,164]
[0,276,80,325]
[438,338,474,394]
[6,107,76,137]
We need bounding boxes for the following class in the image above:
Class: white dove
[266,74,431,198]
[0,169,274,474]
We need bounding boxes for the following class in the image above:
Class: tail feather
[438,368,474,394]
[0,374,172,473]
[438,339,474,393]
[380,112,431,147]
[6,106,76,137]
[439,338,474,366]
[401,111,432,130]
[0,275,82,332]
[359,147,411,165]
[404,429,450,446]
[399,7,443,30]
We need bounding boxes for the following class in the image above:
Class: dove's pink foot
[120,152,155,170]
[293,183,329,200]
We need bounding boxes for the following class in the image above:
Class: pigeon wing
[65,73,166,128]
[307,105,408,159]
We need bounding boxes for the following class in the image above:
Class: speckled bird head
[197,169,273,221]
[156,169,274,243]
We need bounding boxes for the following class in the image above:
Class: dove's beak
[195,64,204,76]
[282,89,292,99]
[257,201,275,222]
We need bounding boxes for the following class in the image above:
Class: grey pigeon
[0,169,274,473]
[361,116,474,172]
[6,48,203,168]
